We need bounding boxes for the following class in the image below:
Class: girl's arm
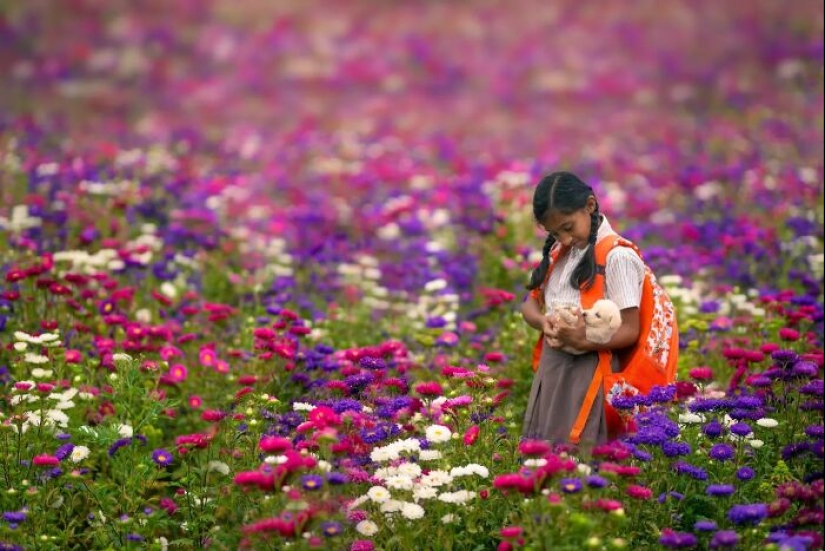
[521,296,555,335]
[549,307,640,351]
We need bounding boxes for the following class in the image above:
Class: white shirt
[543,215,645,313]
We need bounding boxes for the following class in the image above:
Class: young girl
[521,171,646,446]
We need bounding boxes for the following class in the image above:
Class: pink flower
[463,425,480,446]
[168,364,188,382]
[779,328,800,341]
[350,540,375,551]
[188,395,203,409]
[688,366,714,381]
[414,381,443,396]
[500,526,523,538]
[259,436,292,453]
[201,410,227,422]
[626,484,653,499]
[33,454,60,466]
[198,347,216,367]
[64,349,83,363]
[518,439,551,457]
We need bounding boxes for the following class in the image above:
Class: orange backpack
[529,234,679,443]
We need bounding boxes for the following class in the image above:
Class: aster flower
[727,503,768,525]
[659,529,697,548]
[706,484,736,497]
[300,474,324,491]
[709,530,740,549]
[709,443,735,461]
[151,449,173,467]
[559,478,582,493]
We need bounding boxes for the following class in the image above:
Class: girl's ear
[586,196,597,214]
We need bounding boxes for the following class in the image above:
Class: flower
[300,474,324,491]
[708,443,735,461]
[425,424,452,444]
[152,449,173,467]
[355,520,378,536]
[706,484,735,497]
[709,530,740,549]
[727,503,768,525]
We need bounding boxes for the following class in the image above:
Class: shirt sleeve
[604,247,645,310]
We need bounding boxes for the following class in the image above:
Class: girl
[521,171,646,446]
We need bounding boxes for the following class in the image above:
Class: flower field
[0,1,823,550]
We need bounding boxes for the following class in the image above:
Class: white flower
[678,412,705,424]
[438,490,476,504]
[419,470,453,487]
[112,353,133,363]
[441,514,456,524]
[24,353,50,364]
[292,402,316,412]
[70,446,91,462]
[117,424,134,438]
[207,461,230,475]
[396,463,422,479]
[756,418,779,428]
[418,450,443,461]
[355,520,378,536]
[748,439,765,449]
[412,485,438,501]
[31,368,53,379]
[45,409,69,427]
[379,499,404,514]
[384,475,414,491]
[523,458,548,468]
[13,342,27,351]
[367,486,391,503]
[400,502,425,520]
[425,424,452,444]
[370,447,398,463]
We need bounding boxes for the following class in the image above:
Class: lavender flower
[727,503,768,525]
[709,530,740,549]
[151,449,173,467]
[709,443,735,461]
[706,484,736,497]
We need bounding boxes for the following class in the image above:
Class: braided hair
[526,171,602,292]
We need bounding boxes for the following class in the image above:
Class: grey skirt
[522,341,620,446]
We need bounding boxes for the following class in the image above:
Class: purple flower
[706,484,736,497]
[694,519,718,531]
[709,443,735,461]
[320,520,342,537]
[300,474,324,491]
[151,449,173,467]
[559,478,582,493]
[586,475,608,488]
[108,438,133,457]
[805,425,824,439]
[792,361,818,378]
[673,461,708,481]
[659,529,697,548]
[702,420,725,438]
[736,467,755,481]
[55,443,75,461]
[729,422,752,437]
[727,503,768,525]
[2,512,26,524]
[326,472,348,485]
[662,441,691,457]
[771,349,799,363]
[709,530,740,549]
[799,380,823,396]
[359,356,386,370]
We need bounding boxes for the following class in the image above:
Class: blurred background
[2,0,822,163]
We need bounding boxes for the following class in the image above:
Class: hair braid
[527,233,557,290]
[571,197,601,290]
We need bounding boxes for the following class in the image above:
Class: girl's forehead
[541,209,579,227]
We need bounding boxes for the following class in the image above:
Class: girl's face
[539,196,596,249]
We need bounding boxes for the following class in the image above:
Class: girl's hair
[526,171,601,292]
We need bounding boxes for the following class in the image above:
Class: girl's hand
[550,310,588,350]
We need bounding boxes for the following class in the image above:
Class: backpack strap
[529,242,568,372]
[569,233,638,443]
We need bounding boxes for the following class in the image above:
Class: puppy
[546,299,622,355]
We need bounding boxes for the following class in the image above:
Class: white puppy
[546,299,622,355]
